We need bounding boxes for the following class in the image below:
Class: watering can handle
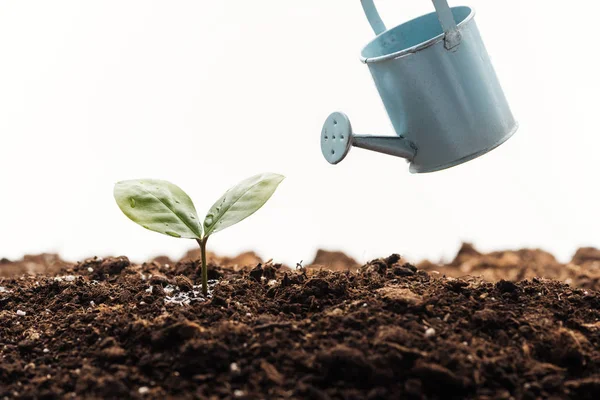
[360,0,461,49]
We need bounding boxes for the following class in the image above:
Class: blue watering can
[321,0,517,173]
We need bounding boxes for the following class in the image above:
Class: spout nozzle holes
[320,112,352,165]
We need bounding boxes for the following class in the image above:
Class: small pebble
[43,348,49,353]
[245,313,252,317]
[233,390,245,398]
[424,327,436,338]
[64,275,76,282]
[230,362,240,373]
[146,286,153,294]
[90,301,96,307]
[87,267,94,273]
[362,303,367,308]
[138,387,149,395]
[16,310,26,316]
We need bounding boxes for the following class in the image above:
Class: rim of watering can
[360,6,475,64]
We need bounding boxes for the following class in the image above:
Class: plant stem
[196,237,209,296]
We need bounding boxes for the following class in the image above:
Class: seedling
[114,173,285,296]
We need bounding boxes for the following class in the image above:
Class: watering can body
[321,1,517,173]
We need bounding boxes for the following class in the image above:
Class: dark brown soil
[418,243,600,292]
[2,247,600,399]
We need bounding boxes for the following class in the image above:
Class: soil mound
[2,251,600,399]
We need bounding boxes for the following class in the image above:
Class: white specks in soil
[163,285,175,295]
[163,281,217,306]
[43,348,49,353]
[54,275,79,283]
[0,286,10,293]
[233,390,245,398]
[424,327,436,338]
[138,387,149,395]
[145,286,153,294]
[16,310,26,316]
[230,363,240,374]
[87,267,94,273]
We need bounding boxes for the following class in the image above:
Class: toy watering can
[321,0,517,173]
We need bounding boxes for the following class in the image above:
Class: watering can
[321,0,517,173]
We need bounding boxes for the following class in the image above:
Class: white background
[0,0,598,265]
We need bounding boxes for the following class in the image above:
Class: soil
[2,246,600,399]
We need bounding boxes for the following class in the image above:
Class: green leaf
[114,179,202,239]
[203,173,285,237]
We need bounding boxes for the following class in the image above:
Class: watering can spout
[320,112,417,165]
